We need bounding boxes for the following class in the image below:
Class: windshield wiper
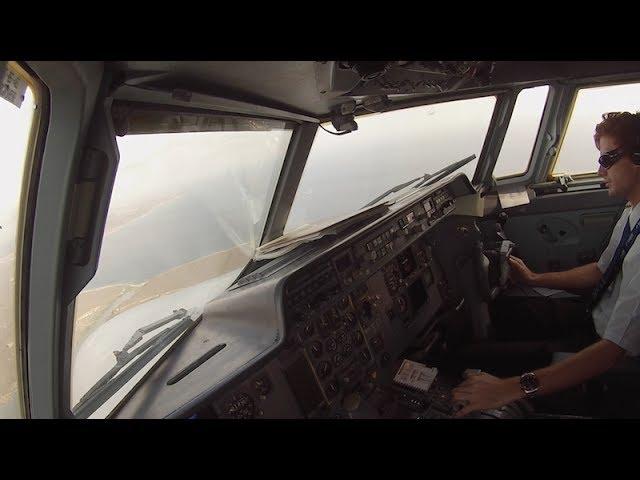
[72,308,199,419]
[414,154,476,189]
[363,154,476,208]
[254,202,389,260]
[363,175,428,208]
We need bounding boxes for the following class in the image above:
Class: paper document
[0,63,28,108]
[497,185,530,209]
[393,359,438,394]
[255,203,389,260]
[532,287,564,297]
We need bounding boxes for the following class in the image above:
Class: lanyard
[589,214,640,312]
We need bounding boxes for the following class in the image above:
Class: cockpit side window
[552,82,640,177]
[493,85,550,179]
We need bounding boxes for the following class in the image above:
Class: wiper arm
[362,154,476,209]
[414,154,476,189]
[363,175,428,208]
[115,308,187,360]
[72,309,198,419]
[255,202,389,260]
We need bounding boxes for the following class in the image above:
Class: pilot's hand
[508,256,538,285]
[451,372,521,418]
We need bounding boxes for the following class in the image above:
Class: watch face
[520,372,539,394]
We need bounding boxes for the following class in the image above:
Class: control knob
[360,349,372,363]
[340,296,350,309]
[310,341,323,358]
[317,361,332,379]
[224,393,255,419]
[342,392,362,412]
[380,352,392,367]
[370,335,384,352]
[326,381,340,398]
[303,322,315,338]
[253,377,271,397]
[333,353,344,368]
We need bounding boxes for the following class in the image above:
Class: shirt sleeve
[602,268,640,356]
[597,210,629,273]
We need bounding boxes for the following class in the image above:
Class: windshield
[284,96,496,233]
[71,113,293,417]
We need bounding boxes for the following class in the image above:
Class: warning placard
[0,63,27,108]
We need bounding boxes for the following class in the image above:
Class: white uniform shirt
[593,202,640,355]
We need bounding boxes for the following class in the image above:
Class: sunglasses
[598,147,626,169]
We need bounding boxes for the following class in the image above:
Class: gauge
[310,341,323,358]
[345,312,357,327]
[371,335,384,352]
[318,315,330,331]
[317,361,332,379]
[399,252,415,275]
[326,308,340,327]
[380,352,392,367]
[333,353,344,368]
[326,381,340,398]
[340,296,350,310]
[360,349,372,363]
[294,329,306,345]
[253,376,271,397]
[325,337,337,352]
[395,295,408,313]
[304,322,315,338]
[224,393,255,419]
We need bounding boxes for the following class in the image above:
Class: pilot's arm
[451,339,626,417]
[508,209,627,291]
[508,256,602,291]
[452,267,640,417]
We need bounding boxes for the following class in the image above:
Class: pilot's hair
[594,111,640,152]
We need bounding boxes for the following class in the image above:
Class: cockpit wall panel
[112,277,286,418]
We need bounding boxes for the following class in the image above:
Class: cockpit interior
[4,61,640,419]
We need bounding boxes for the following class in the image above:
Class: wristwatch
[520,372,540,397]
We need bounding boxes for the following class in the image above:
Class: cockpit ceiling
[109,61,640,119]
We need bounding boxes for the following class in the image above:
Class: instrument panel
[209,186,460,418]
[113,174,528,419]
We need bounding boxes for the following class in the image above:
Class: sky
[555,82,640,175]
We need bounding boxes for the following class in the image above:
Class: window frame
[7,62,49,418]
[491,84,551,181]
[66,102,300,418]
[547,77,640,181]
[281,91,502,234]
[489,82,561,189]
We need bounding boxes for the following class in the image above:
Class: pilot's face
[598,134,640,199]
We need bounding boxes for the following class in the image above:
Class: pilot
[452,111,640,417]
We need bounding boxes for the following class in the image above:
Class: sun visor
[111,102,294,136]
